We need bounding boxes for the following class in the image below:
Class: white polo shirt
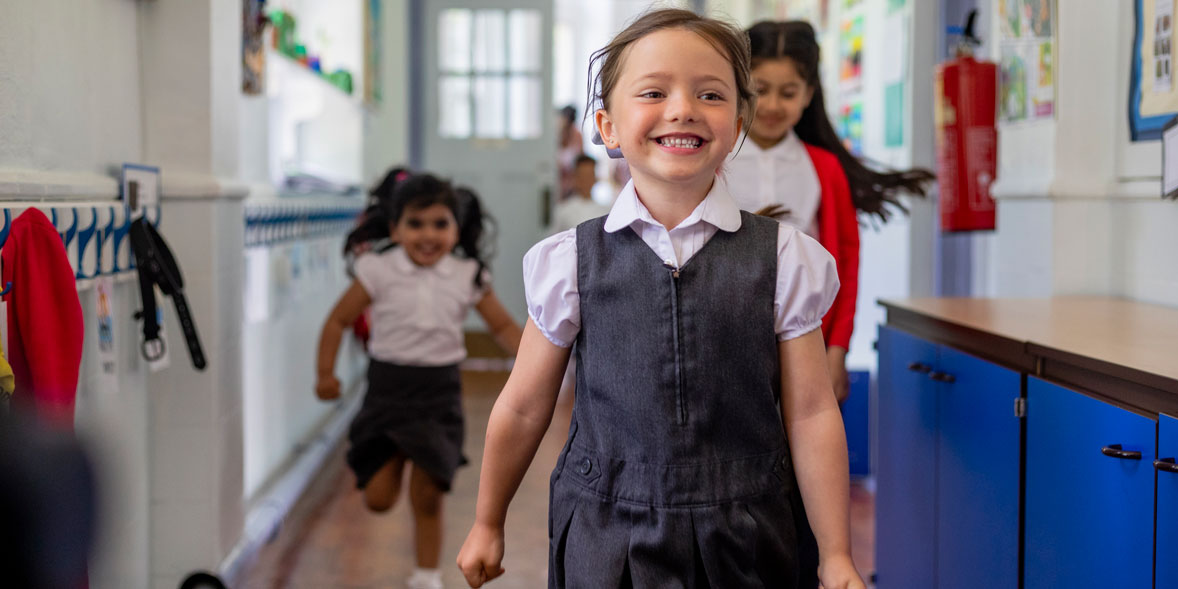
[354,247,489,366]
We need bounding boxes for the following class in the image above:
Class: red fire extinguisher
[935,11,998,232]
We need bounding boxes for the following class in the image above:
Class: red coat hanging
[3,209,85,428]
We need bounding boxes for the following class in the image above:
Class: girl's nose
[760,93,785,113]
[664,91,697,122]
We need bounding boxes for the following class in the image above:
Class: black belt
[129,218,207,371]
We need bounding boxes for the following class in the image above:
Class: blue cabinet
[1024,377,1156,589]
[935,346,1021,588]
[1158,414,1178,589]
[876,326,938,588]
[876,327,1020,589]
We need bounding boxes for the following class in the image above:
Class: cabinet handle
[928,371,956,383]
[1101,444,1142,460]
[1155,457,1178,474]
[907,362,932,374]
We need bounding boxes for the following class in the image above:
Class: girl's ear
[803,85,816,110]
[595,109,619,149]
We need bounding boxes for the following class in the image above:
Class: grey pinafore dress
[547,212,815,588]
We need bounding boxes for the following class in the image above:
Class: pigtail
[748,20,935,223]
[343,166,411,258]
[453,186,496,289]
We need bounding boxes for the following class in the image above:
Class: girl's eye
[640,91,664,99]
[434,220,450,230]
[700,92,724,101]
[407,219,423,229]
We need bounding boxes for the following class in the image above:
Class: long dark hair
[359,173,494,288]
[747,20,934,222]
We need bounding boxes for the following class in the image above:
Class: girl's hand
[314,375,341,400]
[457,522,506,587]
[827,346,849,404]
[817,554,865,589]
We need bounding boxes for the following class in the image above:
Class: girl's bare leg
[363,455,407,512]
[409,463,445,568]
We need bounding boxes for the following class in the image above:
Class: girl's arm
[826,165,860,403]
[315,280,372,400]
[779,329,864,589]
[458,319,571,587]
[474,289,523,356]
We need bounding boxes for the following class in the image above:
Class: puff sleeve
[774,225,840,341]
[521,229,580,347]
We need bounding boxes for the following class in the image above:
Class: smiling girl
[457,9,863,589]
[726,20,935,403]
[315,173,521,589]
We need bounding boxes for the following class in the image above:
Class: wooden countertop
[880,297,1178,413]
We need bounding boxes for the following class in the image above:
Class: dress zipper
[665,262,685,424]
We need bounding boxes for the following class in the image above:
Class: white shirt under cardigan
[523,177,839,348]
[723,130,822,238]
[354,247,489,366]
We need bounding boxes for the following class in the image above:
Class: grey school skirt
[345,360,467,492]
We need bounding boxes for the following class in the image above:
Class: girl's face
[748,58,814,149]
[390,203,459,267]
[595,28,742,191]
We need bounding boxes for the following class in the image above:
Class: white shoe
[407,569,443,589]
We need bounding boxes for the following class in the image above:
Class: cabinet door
[1158,414,1178,589]
[1025,378,1155,589]
[875,326,938,588]
[935,346,1021,589]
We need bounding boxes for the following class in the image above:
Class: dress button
[578,458,592,475]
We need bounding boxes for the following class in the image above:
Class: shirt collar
[603,176,743,234]
[749,130,805,161]
[391,246,455,276]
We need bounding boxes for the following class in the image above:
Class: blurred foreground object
[0,414,97,588]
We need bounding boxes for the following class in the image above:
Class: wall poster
[1131,0,1178,140]
[999,0,1054,124]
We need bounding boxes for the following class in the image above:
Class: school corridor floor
[240,370,875,588]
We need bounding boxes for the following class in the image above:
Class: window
[438,9,542,139]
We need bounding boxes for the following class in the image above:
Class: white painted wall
[0,0,143,174]
[984,1,1178,307]
[0,0,410,587]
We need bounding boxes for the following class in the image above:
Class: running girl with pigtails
[317,173,522,589]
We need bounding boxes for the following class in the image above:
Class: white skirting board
[216,383,364,586]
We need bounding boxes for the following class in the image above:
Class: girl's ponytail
[454,186,496,288]
[747,21,935,222]
[343,166,412,257]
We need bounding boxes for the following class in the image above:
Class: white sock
[410,568,441,583]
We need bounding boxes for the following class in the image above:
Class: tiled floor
[239,371,874,588]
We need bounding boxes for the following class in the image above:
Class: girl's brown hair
[586,9,755,127]
[747,20,934,222]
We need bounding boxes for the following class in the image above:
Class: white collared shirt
[354,247,489,365]
[723,131,822,238]
[523,177,839,348]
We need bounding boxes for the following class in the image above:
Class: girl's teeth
[660,137,700,148]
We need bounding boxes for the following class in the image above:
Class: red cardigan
[804,144,860,351]
[3,209,85,427]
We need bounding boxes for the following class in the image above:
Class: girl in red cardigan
[726,20,933,402]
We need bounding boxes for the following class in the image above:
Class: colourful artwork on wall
[839,16,864,90]
[999,0,1054,123]
[364,0,382,105]
[1131,0,1178,140]
[838,100,863,154]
